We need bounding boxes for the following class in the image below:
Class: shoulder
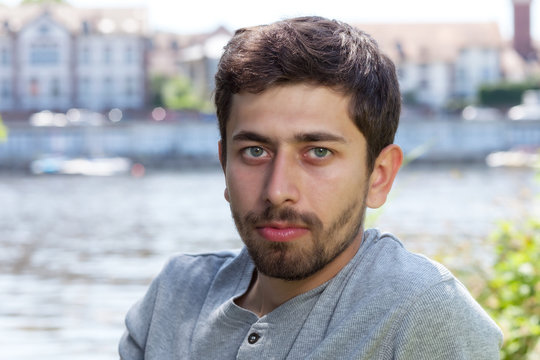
[161,249,242,278]
[393,278,503,358]
[353,230,503,357]
[358,230,454,295]
[156,249,246,293]
[350,229,502,329]
[120,248,249,355]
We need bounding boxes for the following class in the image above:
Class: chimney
[512,0,536,60]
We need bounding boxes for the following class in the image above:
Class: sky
[1,0,539,40]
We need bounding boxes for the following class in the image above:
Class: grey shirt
[119,229,502,359]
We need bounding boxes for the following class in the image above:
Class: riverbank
[1,117,539,171]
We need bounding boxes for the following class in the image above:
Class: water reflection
[0,165,537,358]
[1,170,240,359]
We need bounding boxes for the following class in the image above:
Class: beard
[231,196,366,281]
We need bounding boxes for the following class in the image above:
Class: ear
[366,144,403,209]
[218,140,230,202]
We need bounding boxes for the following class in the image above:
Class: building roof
[356,22,503,63]
[0,4,149,36]
[151,26,232,52]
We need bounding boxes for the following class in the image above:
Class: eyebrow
[231,130,347,144]
[232,131,272,144]
[293,132,347,144]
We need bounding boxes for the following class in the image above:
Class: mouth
[256,223,309,242]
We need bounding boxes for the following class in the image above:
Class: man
[120,16,502,359]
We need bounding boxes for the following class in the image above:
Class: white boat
[486,148,540,168]
[30,156,132,176]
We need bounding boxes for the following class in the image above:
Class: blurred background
[0,0,539,359]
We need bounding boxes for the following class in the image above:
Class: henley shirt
[119,229,503,359]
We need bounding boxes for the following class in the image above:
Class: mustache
[244,206,323,230]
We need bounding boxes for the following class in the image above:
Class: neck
[237,234,362,317]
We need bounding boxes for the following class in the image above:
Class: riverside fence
[0,117,539,169]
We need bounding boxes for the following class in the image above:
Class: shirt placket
[236,321,269,359]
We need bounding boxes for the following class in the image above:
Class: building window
[125,77,134,97]
[1,48,9,65]
[39,24,49,34]
[104,46,112,64]
[419,64,429,90]
[79,77,90,97]
[482,67,492,82]
[82,21,90,35]
[30,43,59,65]
[103,76,113,107]
[80,46,90,65]
[1,79,10,98]
[50,78,60,97]
[457,68,466,83]
[103,76,113,97]
[125,46,134,64]
[30,78,40,96]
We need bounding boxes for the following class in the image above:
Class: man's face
[222,84,372,281]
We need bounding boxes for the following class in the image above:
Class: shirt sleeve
[118,272,161,360]
[117,251,239,359]
[393,278,503,359]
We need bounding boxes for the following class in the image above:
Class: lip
[256,223,309,242]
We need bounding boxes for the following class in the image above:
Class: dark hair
[214,16,400,171]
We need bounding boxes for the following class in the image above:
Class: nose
[263,151,300,206]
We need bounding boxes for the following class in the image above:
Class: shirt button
[247,332,260,344]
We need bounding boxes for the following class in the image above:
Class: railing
[0,117,539,168]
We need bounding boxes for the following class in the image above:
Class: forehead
[227,84,360,140]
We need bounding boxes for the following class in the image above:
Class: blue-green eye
[310,147,330,158]
[246,146,266,157]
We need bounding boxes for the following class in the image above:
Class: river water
[1,164,538,359]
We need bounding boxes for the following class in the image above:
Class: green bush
[149,75,212,112]
[0,114,7,142]
[479,220,540,360]
[478,81,540,108]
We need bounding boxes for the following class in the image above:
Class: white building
[0,4,148,113]
[154,22,509,111]
[357,23,503,110]
[1,3,536,116]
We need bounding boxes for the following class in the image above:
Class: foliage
[0,114,8,142]
[478,80,540,108]
[162,76,203,110]
[444,97,471,113]
[402,90,419,106]
[478,219,540,360]
[150,75,210,112]
[149,75,168,108]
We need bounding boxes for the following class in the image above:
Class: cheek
[226,167,262,206]
[308,161,367,196]
[309,176,367,217]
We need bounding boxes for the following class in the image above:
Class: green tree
[161,76,204,111]
[149,74,168,108]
